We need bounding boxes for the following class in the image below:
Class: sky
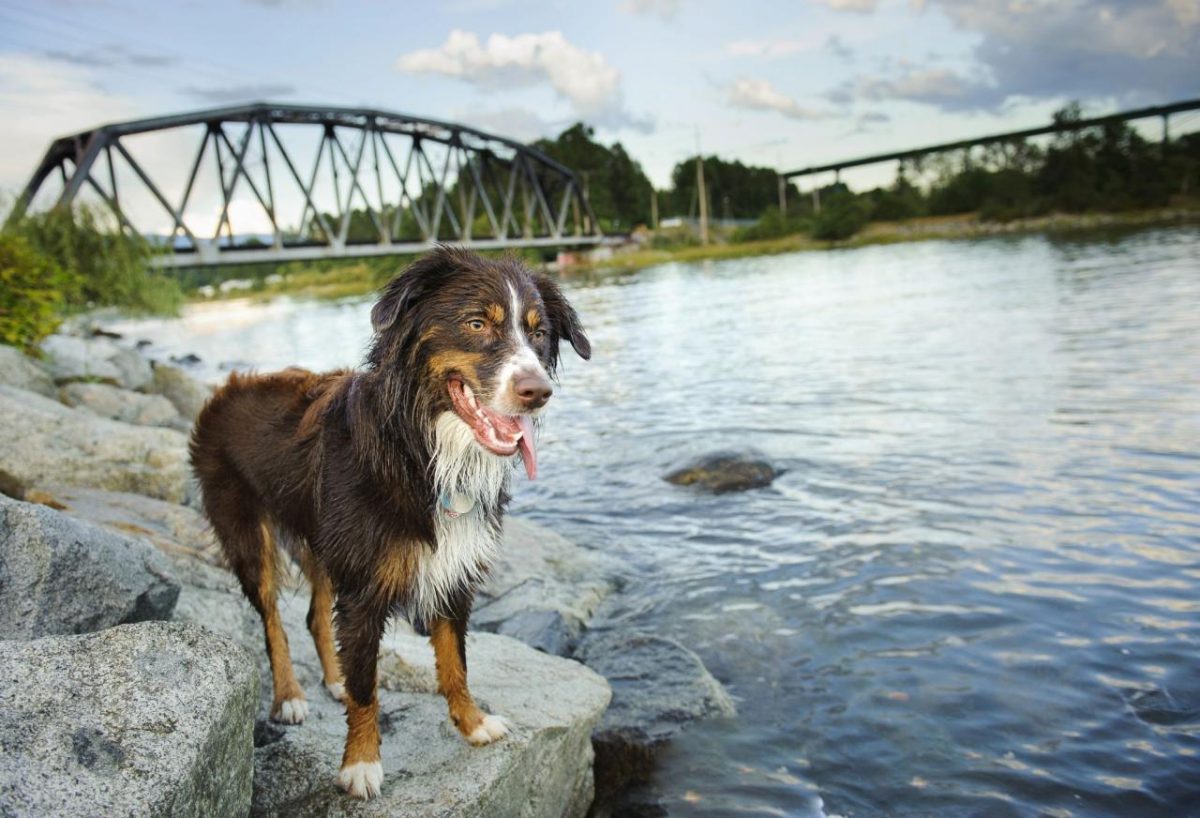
[2,0,1198,204]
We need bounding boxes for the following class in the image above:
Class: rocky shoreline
[0,330,734,817]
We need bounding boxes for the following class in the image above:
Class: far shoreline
[185,207,1200,304]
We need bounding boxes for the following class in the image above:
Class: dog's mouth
[447,378,537,479]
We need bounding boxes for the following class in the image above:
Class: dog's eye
[531,329,547,342]
[466,319,486,332]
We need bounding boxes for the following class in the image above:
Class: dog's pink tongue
[517,415,537,480]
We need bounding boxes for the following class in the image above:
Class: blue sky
[2,0,1197,199]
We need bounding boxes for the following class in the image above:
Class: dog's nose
[514,373,553,409]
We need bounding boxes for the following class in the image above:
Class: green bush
[0,233,70,350]
[7,206,182,315]
[732,207,809,243]
[811,196,869,241]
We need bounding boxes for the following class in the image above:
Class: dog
[189,246,590,799]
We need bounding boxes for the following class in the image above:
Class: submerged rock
[0,385,192,504]
[60,381,186,429]
[0,344,55,397]
[0,493,180,639]
[0,621,258,818]
[575,632,735,810]
[663,448,778,493]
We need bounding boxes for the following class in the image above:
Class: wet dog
[189,247,590,798]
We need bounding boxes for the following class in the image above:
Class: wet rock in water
[59,381,186,429]
[0,621,258,818]
[148,361,213,423]
[473,517,618,656]
[0,344,56,397]
[575,632,735,810]
[0,385,192,504]
[0,493,180,639]
[663,448,778,493]
[170,352,203,366]
[39,334,153,390]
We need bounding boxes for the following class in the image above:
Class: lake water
[114,227,1200,817]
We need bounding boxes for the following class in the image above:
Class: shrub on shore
[0,205,182,348]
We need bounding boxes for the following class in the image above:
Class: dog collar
[439,491,476,518]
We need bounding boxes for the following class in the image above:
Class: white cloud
[396,30,650,131]
[728,78,834,120]
[814,0,879,12]
[619,0,681,18]
[725,38,810,58]
[0,53,141,196]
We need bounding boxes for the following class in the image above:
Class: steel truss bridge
[14,103,603,268]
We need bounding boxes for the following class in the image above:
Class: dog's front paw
[338,760,383,799]
[325,681,347,703]
[271,696,308,724]
[466,713,510,746]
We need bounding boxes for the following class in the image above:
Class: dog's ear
[372,247,460,332]
[534,273,591,366]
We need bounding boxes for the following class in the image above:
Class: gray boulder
[0,493,179,639]
[575,632,735,809]
[473,518,617,655]
[39,333,153,390]
[0,621,258,818]
[0,344,55,397]
[663,447,778,493]
[0,385,191,504]
[60,381,186,429]
[28,485,222,566]
[149,362,213,423]
[171,554,611,818]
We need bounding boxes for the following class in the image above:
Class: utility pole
[650,188,658,230]
[778,175,787,217]
[696,154,709,245]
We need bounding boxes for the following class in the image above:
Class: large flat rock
[173,551,612,817]
[0,621,258,818]
[39,333,153,390]
[0,385,192,504]
[0,493,179,639]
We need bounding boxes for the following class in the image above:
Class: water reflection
[112,227,1200,817]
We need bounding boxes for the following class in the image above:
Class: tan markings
[258,524,304,714]
[302,555,343,689]
[485,303,505,325]
[342,696,381,766]
[426,350,484,382]
[429,617,485,737]
[526,308,541,330]
[374,545,417,600]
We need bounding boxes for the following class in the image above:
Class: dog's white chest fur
[411,412,509,618]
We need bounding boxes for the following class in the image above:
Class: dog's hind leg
[300,552,345,702]
[211,499,308,724]
[429,605,509,746]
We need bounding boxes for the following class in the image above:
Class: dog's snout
[514,373,553,409]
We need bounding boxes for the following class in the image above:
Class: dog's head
[367,246,590,478]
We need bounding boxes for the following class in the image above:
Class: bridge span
[14,103,604,268]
